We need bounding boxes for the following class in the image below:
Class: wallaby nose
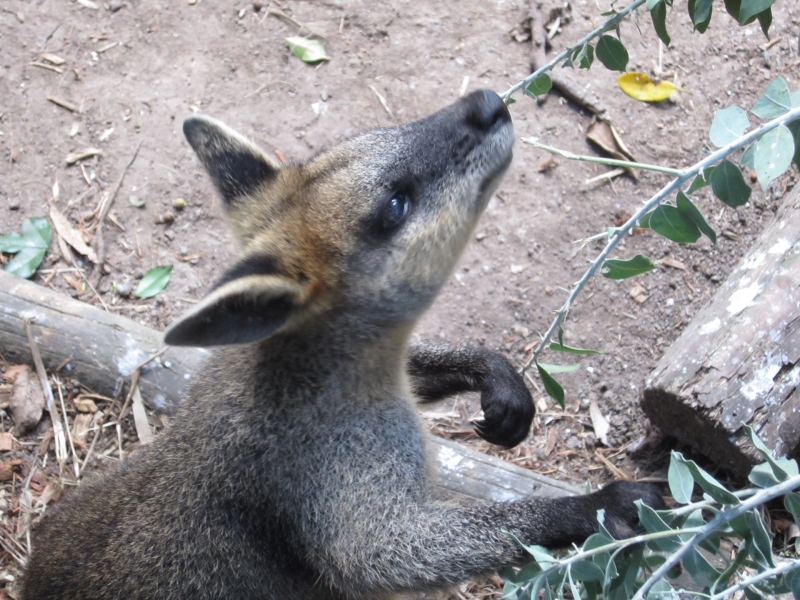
[463,90,511,133]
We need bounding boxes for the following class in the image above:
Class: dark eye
[381,195,411,231]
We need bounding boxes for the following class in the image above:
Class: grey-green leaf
[739,0,776,25]
[0,217,52,279]
[668,451,694,504]
[741,144,756,169]
[549,342,603,355]
[637,502,681,551]
[710,106,750,148]
[537,362,580,374]
[526,74,552,97]
[602,254,656,279]
[595,35,629,72]
[687,167,715,193]
[537,363,565,408]
[572,44,594,69]
[688,0,713,31]
[710,159,752,207]
[753,124,795,190]
[674,454,740,505]
[650,203,701,244]
[682,547,722,587]
[677,191,717,245]
[752,77,791,119]
[744,424,798,478]
[570,560,605,582]
[135,265,173,299]
[285,37,330,63]
[649,0,670,46]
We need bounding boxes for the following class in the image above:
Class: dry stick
[90,138,143,288]
[23,320,68,473]
[55,379,80,478]
[117,347,169,422]
[528,0,606,116]
[79,415,103,473]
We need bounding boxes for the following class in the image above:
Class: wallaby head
[165,90,514,347]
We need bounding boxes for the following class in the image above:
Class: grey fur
[22,90,662,600]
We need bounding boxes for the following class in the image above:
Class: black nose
[463,90,511,133]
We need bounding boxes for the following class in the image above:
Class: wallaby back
[22,90,662,600]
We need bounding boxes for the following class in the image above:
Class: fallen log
[0,270,578,500]
[643,187,800,476]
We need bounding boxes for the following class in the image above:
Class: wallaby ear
[164,275,306,347]
[183,115,280,205]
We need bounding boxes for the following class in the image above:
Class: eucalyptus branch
[708,560,800,600]
[521,104,800,374]
[522,138,683,176]
[634,474,800,600]
[500,0,647,101]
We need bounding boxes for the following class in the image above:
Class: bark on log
[643,188,800,476]
[0,271,578,500]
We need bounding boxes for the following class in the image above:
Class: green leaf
[753,124,795,190]
[709,106,750,148]
[537,363,565,408]
[682,547,722,587]
[677,191,717,245]
[668,451,694,504]
[744,424,799,479]
[688,0,713,31]
[571,44,595,69]
[785,492,800,519]
[739,0,776,25]
[571,561,605,582]
[649,0,670,46]
[749,462,781,488]
[757,6,772,37]
[674,454,740,505]
[549,342,603,355]
[637,502,681,551]
[602,254,656,279]
[752,77,791,118]
[285,37,330,63]
[687,167,715,193]
[638,210,653,228]
[537,363,580,374]
[710,159,752,207]
[503,96,517,106]
[647,580,676,599]
[135,265,173,299]
[595,35,629,72]
[526,75,552,97]
[0,217,52,279]
[650,203,701,244]
[741,144,756,169]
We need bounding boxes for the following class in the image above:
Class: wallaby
[22,90,662,600]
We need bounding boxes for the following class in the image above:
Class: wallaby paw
[473,356,534,448]
[595,481,666,540]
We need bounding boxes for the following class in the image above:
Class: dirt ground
[1,0,799,597]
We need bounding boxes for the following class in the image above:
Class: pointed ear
[164,275,306,347]
[183,115,281,205]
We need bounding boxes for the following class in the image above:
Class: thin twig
[501,0,647,101]
[80,415,104,473]
[522,104,800,373]
[91,138,143,287]
[23,320,68,472]
[708,560,800,600]
[368,85,393,118]
[522,139,682,175]
[55,378,80,478]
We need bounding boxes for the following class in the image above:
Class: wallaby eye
[381,195,411,231]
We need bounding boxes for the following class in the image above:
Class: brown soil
[1,0,798,597]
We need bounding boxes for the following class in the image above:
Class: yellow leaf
[618,73,679,102]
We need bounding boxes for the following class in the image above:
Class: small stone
[156,211,175,224]
[109,0,126,11]
[7,199,20,210]
[115,281,132,297]
[129,194,145,208]
[179,246,189,256]
[544,286,555,295]
[252,0,263,10]
[565,436,582,450]
[173,197,186,210]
